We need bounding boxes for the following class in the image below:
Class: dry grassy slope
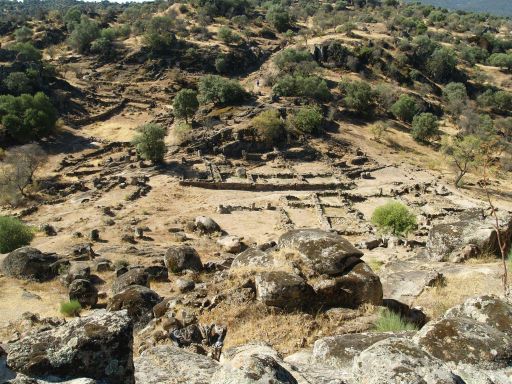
[1,16,511,355]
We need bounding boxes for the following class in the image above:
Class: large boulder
[212,343,297,384]
[312,332,411,370]
[426,210,512,262]
[254,271,315,311]
[443,295,512,337]
[231,248,274,269]
[6,310,134,383]
[61,262,90,286]
[164,246,203,273]
[111,268,149,294]
[68,279,98,308]
[414,316,512,368]
[278,229,363,276]
[107,285,161,328]
[134,345,218,384]
[1,247,60,282]
[352,338,461,384]
[312,262,383,308]
[195,216,221,234]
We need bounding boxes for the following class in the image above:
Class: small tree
[411,112,439,143]
[252,109,284,144]
[144,16,176,54]
[173,89,199,123]
[217,27,241,45]
[426,47,457,83]
[0,216,34,253]
[287,106,323,134]
[0,144,46,202]
[133,123,166,163]
[339,80,375,116]
[3,72,32,95]
[390,95,419,123]
[14,26,33,43]
[441,134,481,187]
[442,82,468,118]
[198,75,247,106]
[371,201,417,237]
[68,16,100,53]
[488,53,512,72]
[266,6,291,32]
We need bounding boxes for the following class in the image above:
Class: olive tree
[173,89,199,123]
[411,113,439,143]
[133,123,167,163]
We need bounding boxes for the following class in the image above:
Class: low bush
[198,75,247,106]
[371,201,417,237]
[411,112,439,143]
[390,95,419,123]
[272,75,331,101]
[60,300,82,317]
[133,123,166,163]
[252,109,284,144]
[287,106,323,134]
[374,309,418,332]
[0,216,34,253]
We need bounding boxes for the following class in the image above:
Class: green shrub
[374,308,418,332]
[442,82,468,117]
[173,89,199,123]
[390,95,419,123]
[252,109,284,144]
[273,48,315,74]
[14,26,33,43]
[144,16,176,54]
[339,80,375,116]
[172,121,192,145]
[488,53,512,71]
[68,16,100,53]
[3,72,32,95]
[0,216,34,253]
[133,123,166,163]
[266,5,291,32]
[198,75,247,106]
[0,92,57,143]
[411,112,439,143]
[426,47,457,83]
[217,26,242,45]
[10,43,42,62]
[371,201,416,237]
[60,300,82,317]
[272,75,331,101]
[287,106,323,134]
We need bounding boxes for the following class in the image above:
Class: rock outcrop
[1,248,60,282]
[6,311,134,383]
[164,246,203,273]
[107,285,161,328]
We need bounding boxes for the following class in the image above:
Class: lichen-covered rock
[134,345,218,384]
[231,248,274,269]
[353,338,461,384]
[107,285,161,328]
[61,263,91,286]
[111,268,149,294]
[212,343,297,384]
[217,236,242,254]
[426,210,512,262]
[1,247,60,282]
[164,246,203,273]
[313,262,383,308]
[254,271,314,310]
[414,316,512,368]
[68,279,98,308]
[312,332,411,370]
[195,216,221,234]
[443,295,512,337]
[6,310,134,383]
[278,229,363,276]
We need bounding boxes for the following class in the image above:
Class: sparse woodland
[1,0,512,382]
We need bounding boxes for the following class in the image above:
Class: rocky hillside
[0,0,511,383]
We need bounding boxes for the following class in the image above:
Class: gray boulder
[212,343,297,384]
[414,316,512,368]
[61,263,90,286]
[107,285,161,328]
[195,216,221,234]
[278,229,363,276]
[443,295,512,337]
[312,332,411,370]
[312,262,383,308]
[352,338,461,384]
[255,271,315,310]
[231,248,274,269]
[426,210,512,262]
[68,279,98,308]
[134,345,218,384]
[164,246,203,273]
[111,268,149,294]
[6,310,134,383]
[1,247,60,282]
